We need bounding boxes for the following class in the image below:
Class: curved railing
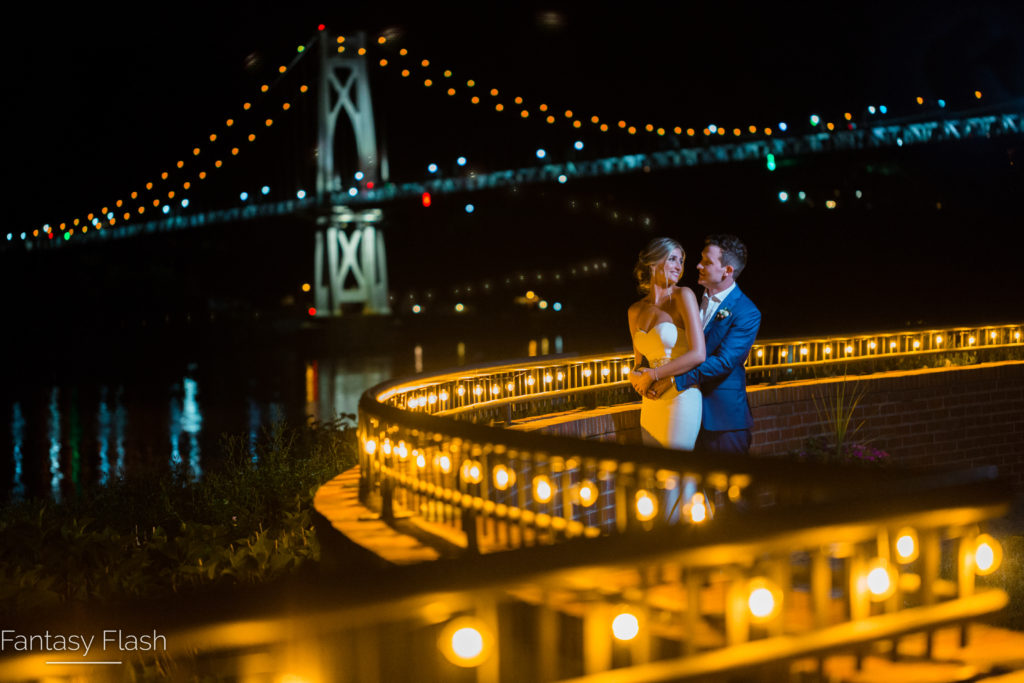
[345,321,1019,679]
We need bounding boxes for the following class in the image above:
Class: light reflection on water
[3,334,573,501]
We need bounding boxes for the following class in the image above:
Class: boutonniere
[716,308,731,321]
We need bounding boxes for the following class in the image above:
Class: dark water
[0,318,592,503]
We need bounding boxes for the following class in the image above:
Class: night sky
[6,2,1023,337]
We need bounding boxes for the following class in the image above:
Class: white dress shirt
[701,282,736,329]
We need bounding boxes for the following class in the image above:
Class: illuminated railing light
[460,460,483,484]
[748,578,782,622]
[583,368,593,378]
[492,464,516,490]
[824,346,831,355]
[439,617,493,668]
[635,489,658,521]
[543,374,553,383]
[534,475,554,503]
[573,480,598,507]
[865,558,896,601]
[416,452,427,469]
[611,612,640,641]
[913,340,921,349]
[437,454,452,474]
[974,534,1002,576]
[364,438,377,455]
[688,492,707,523]
[895,527,919,563]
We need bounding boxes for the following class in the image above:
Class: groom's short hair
[706,234,748,278]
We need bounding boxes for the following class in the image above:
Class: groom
[647,234,761,455]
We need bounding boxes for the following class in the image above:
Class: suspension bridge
[5,27,1022,319]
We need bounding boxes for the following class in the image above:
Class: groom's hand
[646,377,673,399]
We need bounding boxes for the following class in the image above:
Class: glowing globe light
[451,626,483,659]
[355,171,364,180]
[457,156,467,166]
[810,114,820,126]
[778,122,788,132]
[896,528,918,562]
[536,148,547,159]
[826,200,837,209]
[493,464,516,490]
[557,175,567,184]
[465,204,475,213]
[461,460,483,484]
[868,105,877,114]
[240,192,249,201]
[708,124,718,133]
[411,304,421,314]
[534,475,553,503]
[938,99,946,108]
[635,490,658,521]
[348,188,358,197]
[162,206,170,214]
[778,191,789,202]
[553,302,562,311]
[612,612,640,641]
[574,141,584,150]
[689,492,707,523]
[974,534,1002,575]
[297,190,306,199]
[880,105,888,114]
[748,585,777,620]
[261,186,270,195]
[798,191,806,200]
[428,163,438,173]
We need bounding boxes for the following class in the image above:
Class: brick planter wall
[521,362,1024,494]
[749,361,1024,492]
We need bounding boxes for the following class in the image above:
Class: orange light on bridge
[243,102,251,110]
[226,118,234,126]
[421,59,429,67]
[424,79,433,87]
[177,160,185,168]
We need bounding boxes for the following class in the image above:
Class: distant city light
[455,303,465,312]
[855,190,863,198]
[240,192,249,201]
[778,122,787,132]
[938,99,946,108]
[162,205,170,214]
[826,200,837,209]
[798,191,807,200]
[553,302,562,311]
[412,304,421,314]
[354,171,364,181]
[868,106,876,114]
[809,114,820,126]
[297,190,306,199]
[348,188,358,196]
[457,156,467,166]
[465,204,475,213]
[428,163,438,173]
[5,234,11,241]
[708,125,718,133]
[879,105,888,114]
[536,148,547,159]
[778,191,789,202]
[557,174,567,183]
[261,186,270,195]
[574,141,584,150]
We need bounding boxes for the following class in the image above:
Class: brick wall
[749,362,1024,492]
[521,362,1024,493]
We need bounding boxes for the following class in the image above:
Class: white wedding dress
[633,321,702,450]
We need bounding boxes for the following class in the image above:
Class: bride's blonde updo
[634,237,684,294]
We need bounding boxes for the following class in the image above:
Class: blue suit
[674,285,761,453]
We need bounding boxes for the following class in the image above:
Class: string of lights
[9,33,322,247]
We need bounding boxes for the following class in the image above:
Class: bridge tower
[313,31,391,315]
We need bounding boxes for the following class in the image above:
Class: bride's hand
[630,369,654,395]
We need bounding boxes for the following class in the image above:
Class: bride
[627,237,705,450]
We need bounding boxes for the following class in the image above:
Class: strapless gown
[633,321,702,450]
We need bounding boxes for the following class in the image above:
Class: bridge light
[439,617,493,668]
[421,192,431,207]
[240,192,249,201]
[162,206,170,214]
[895,528,919,563]
[880,105,888,114]
[411,304,421,313]
[574,141,583,150]
[428,163,438,173]
[766,153,776,171]
[460,460,483,484]
[355,171,364,180]
[553,302,562,311]
[536,148,547,159]
[809,114,820,126]
[261,186,270,195]
[938,99,946,108]
[455,303,465,313]
[464,204,474,213]
[748,578,782,622]
[348,188,358,196]
[436,454,452,474]
[558,175,567,184]
[296,190,306,199]
[534,475,554,503]
[778,122,788,132]
[778,191,789,202]
[826,200,837,209]
[457,156,467,166]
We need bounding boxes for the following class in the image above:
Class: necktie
[700,293,710,326]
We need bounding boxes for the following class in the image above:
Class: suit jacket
[674,285,761,431]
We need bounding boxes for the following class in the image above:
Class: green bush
[0,417,357,618]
